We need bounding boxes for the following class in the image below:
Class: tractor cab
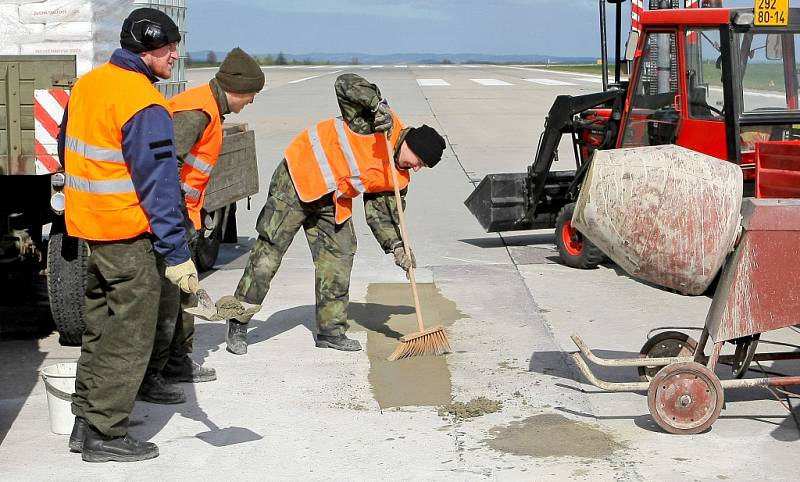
[621,7,800,191]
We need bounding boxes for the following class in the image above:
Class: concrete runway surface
[1,65,799,480]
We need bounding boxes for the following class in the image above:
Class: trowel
[183,277,261,321]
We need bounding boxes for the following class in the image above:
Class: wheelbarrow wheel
[648,361,724,435]
[731,334,760,379]
[638,331,698,381]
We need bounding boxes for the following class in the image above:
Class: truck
[0,1,259,345]
[466,0,800,267]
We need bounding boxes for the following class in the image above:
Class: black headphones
[125,18,169,51]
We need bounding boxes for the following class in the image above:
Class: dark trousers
[71,237,162,437]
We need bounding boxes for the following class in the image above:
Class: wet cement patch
[349,283,463,409]
[485,414,621,459]
[439,397,503,419]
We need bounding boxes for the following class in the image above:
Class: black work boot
[226,320,248,355]
[81,425,158,463]
[69,416,88,453]
[315,333,362,352]
[137,370,186,404]
[163,354,217,383]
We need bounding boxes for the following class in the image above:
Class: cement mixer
[571,145,743,295]
[568,144,800,435]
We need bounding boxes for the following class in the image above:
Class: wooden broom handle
[385,134,426,333]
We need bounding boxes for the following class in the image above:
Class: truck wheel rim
[561,221,584,255]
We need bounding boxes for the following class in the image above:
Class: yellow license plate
[755,0,789,26]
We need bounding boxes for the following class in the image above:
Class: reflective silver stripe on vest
[65,174,135,194]
[333,120,366,195]
[308,125,337,192]
[65,136,125,164]
[184,153,214,175]
[182,183,202,201]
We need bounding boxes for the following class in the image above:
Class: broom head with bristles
[387,325,451,361]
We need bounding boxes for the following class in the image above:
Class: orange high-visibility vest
[64,63,169,241]
[284,115,409,224]
[169,84,223,229]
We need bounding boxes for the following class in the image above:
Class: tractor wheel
[47,230,87,346]
[554,202,605,269]
[193,207,224,272]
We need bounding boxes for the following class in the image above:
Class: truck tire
[554,202,605,269]
[193,207,224,272]
[47,231,87,346]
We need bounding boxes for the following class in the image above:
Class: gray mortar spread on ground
[215,295,245,319]
[349,283,464,408]
[438,397,503,419]
[485,414,621,459]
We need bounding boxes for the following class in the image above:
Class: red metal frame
[639,8,730,27]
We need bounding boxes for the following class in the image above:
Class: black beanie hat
[215,48,266,94]
[121,8,180,53]
[404,125,446,168]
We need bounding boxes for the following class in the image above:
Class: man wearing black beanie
[59,7,194,463]
[224,74,446,355]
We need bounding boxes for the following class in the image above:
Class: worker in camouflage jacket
[138,48,265,403]
[226,73,446,354]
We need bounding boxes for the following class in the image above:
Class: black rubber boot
[163,354,217,383]
[137,370,186,404]
[315,333,362,352]
[69,416,88,453]
[226,320,248,355]
[81,425,158,463]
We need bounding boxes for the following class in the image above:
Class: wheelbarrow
[570,198,800,434]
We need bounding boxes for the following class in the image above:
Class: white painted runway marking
[417,78,450,86]
[470,78,513,86]
[394,65,407,68]
[574,77,603,83]
[522,78,577,86]
[288,69,344,84]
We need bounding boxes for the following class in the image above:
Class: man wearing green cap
[225,73,446,355]
[137,47,265,403]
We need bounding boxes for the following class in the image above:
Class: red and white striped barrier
[34,89,69,175]
[632,0,644,33]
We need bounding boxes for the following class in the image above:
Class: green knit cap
[215,47,265,94]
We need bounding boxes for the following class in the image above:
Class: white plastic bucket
[40,362,77,435]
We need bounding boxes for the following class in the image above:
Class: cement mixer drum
[572,145,743,295]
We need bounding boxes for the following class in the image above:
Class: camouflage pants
[234,160,356,336]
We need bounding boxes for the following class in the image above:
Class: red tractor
[466,1,800,267]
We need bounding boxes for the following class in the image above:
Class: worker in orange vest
[57,8,196,463]
[140,48,264,394]
[226,74,446,355]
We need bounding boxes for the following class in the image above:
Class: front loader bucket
[464,173,532,232]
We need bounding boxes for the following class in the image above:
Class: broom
[385,132,451,361]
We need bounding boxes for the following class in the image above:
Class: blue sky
[186,0,755,56]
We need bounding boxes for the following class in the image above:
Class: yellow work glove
[164,259,198,294]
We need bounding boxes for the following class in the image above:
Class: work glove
[165,258,198,294]
[392,243,416,272]
[373,99,393,133]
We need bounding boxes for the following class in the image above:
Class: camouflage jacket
[174,78,230,162]
[335,73,407,253]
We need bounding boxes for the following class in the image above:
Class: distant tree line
[187,51,339,66]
